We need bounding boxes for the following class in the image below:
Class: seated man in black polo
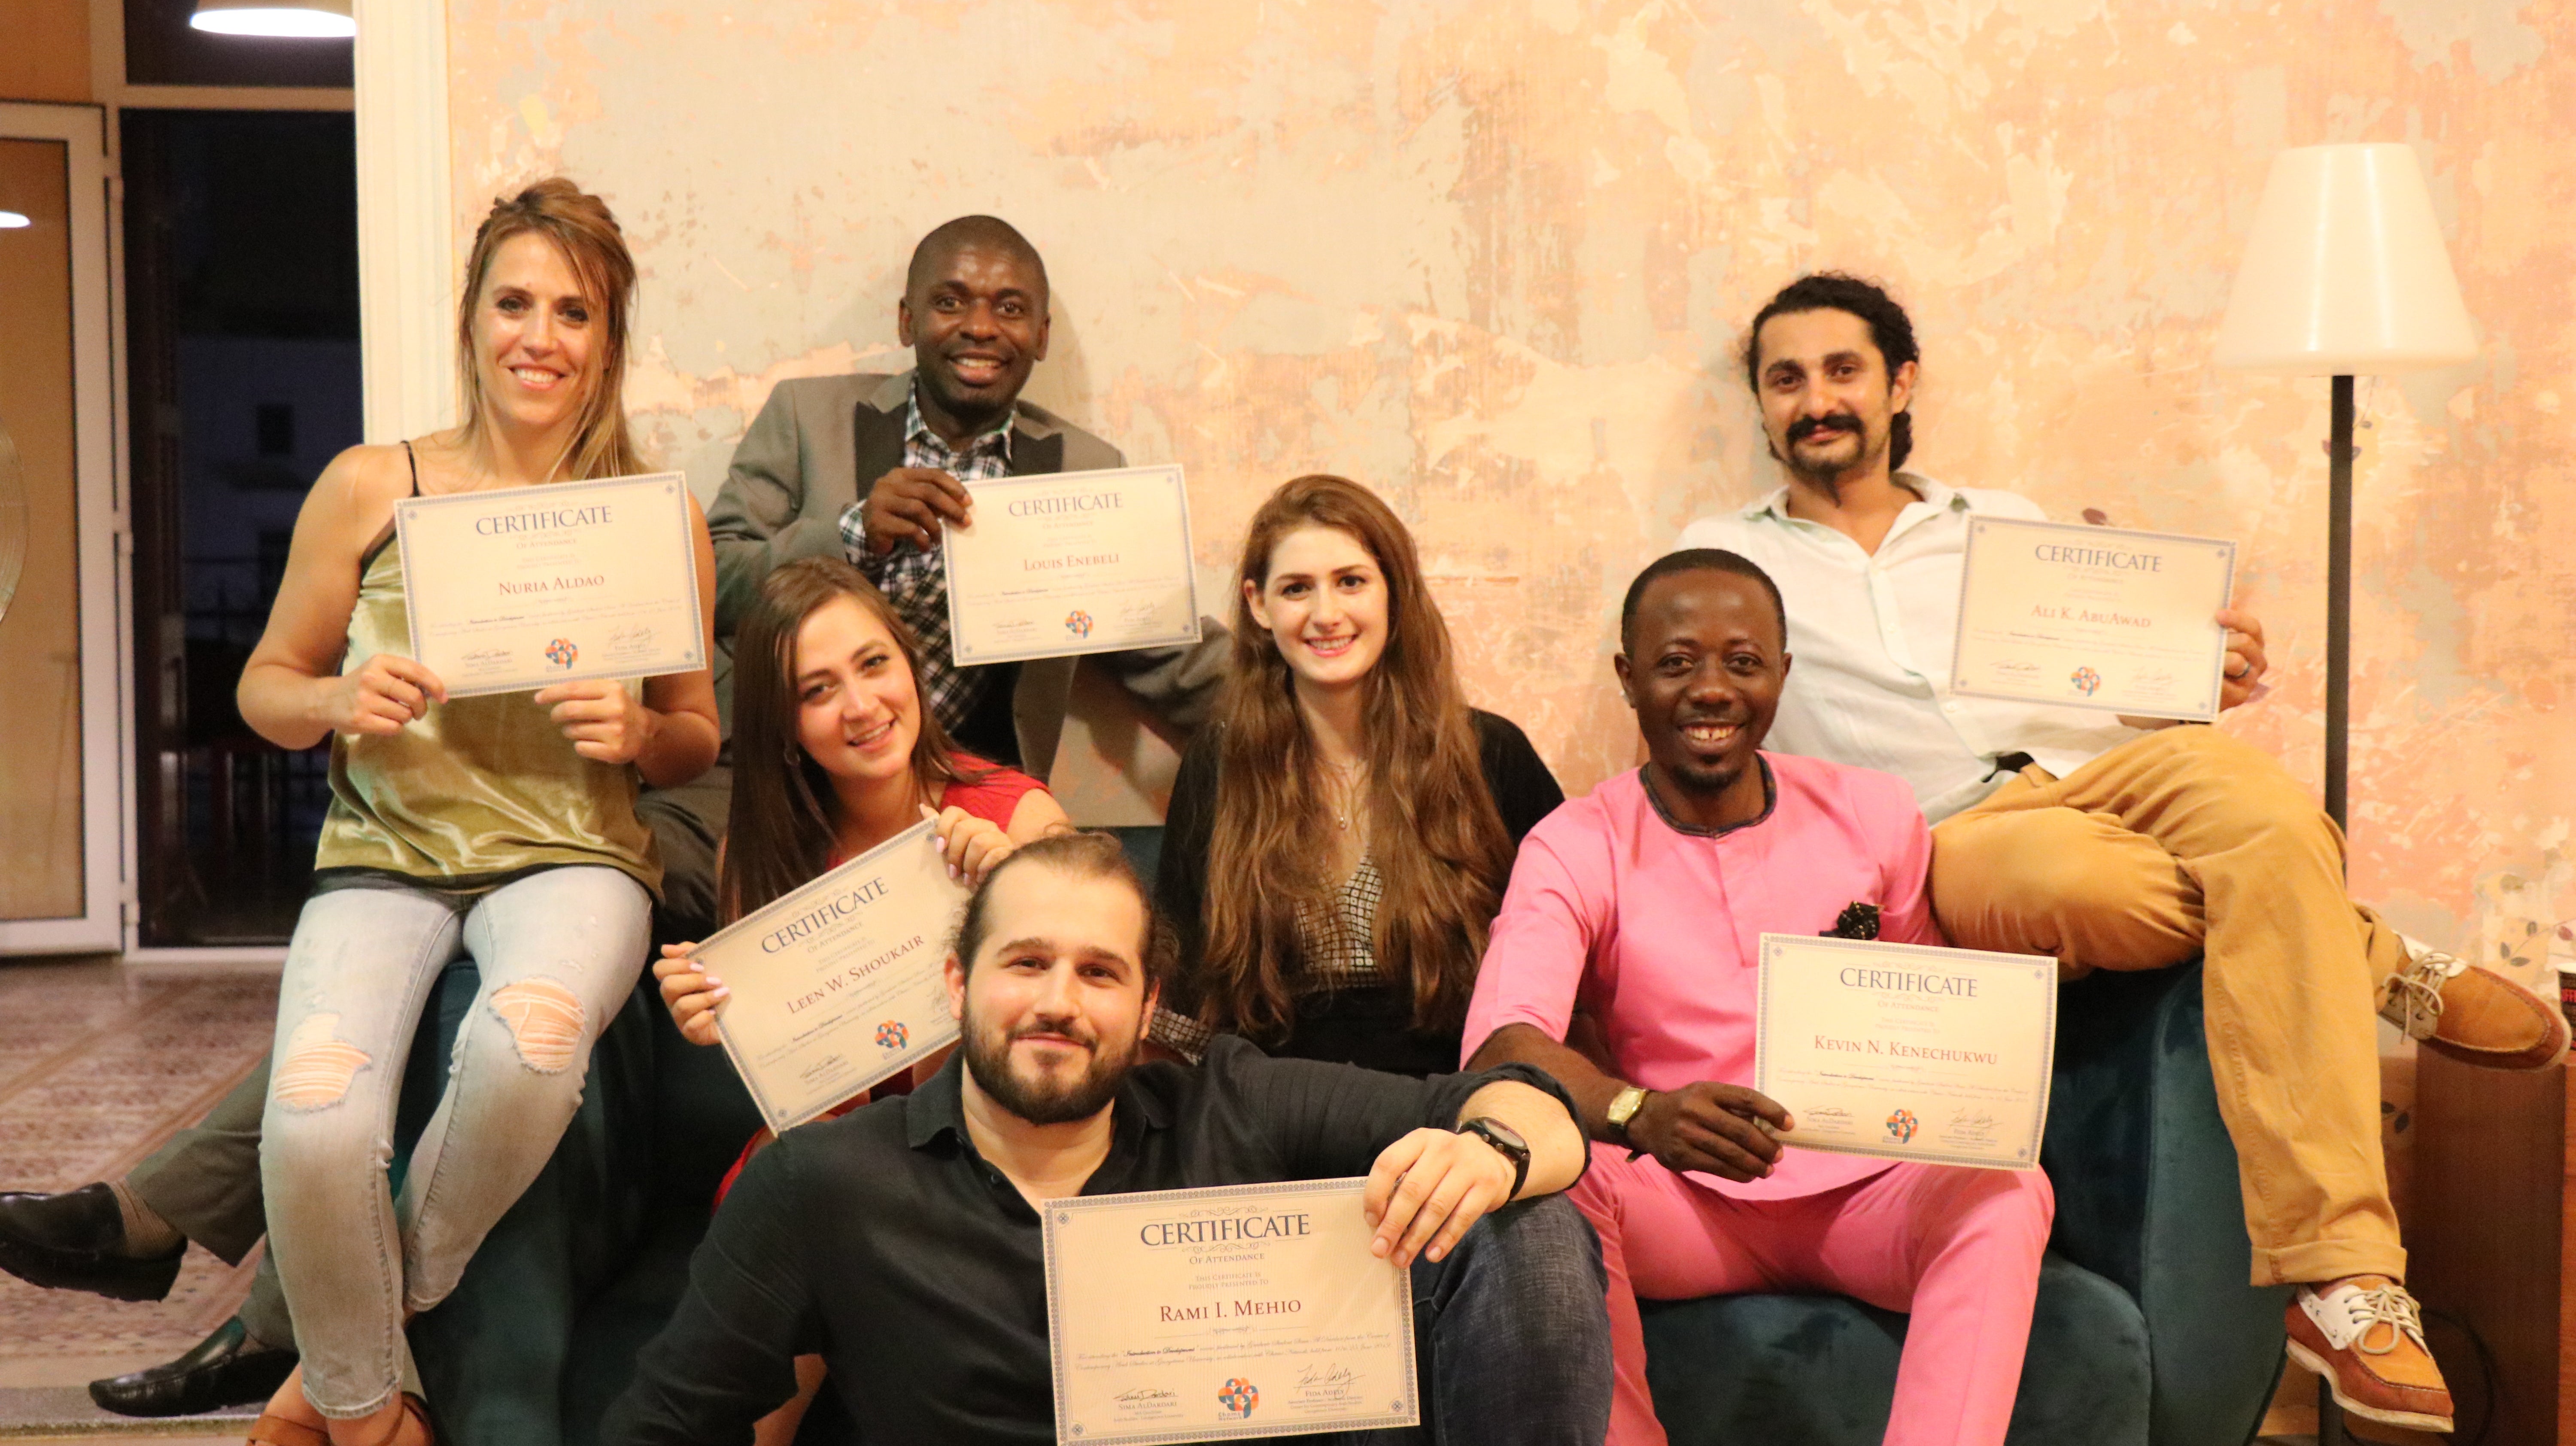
[605,831,1610,1445]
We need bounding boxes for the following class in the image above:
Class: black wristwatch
[1454,1117,1532,1200]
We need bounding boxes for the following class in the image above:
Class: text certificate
[1948,516,2236,720]
[1755,936,2057,1172]
[1043,1179,1419,1445]
[696,820,970,1134]
[395,473,705,698]
[942,465,1202,666]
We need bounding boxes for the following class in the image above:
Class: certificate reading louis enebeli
[696,820,970,1134]
[1044,1179,1419,1445]
[942,465,1201,667]
[1756,936,2057,1172]
[1949,516,2236,721]
[395,473,705,698]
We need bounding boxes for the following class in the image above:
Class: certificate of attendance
[1043,1179,1419,1444]
[942,465,1202,666]
[696,820,971,1134]
[1948,516,2236,721]
[394,473,705,698]
[1755,935,2057,1172]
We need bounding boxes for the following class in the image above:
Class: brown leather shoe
[2380,937,2569,1071]
[2284,1277,2454,1434]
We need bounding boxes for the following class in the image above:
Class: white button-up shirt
[1677,474,2141,821]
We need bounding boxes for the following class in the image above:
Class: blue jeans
[1288,1194,1612,1446]
[260,866,650,1418]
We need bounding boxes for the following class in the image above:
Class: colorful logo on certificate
[1216,1378,1259,1419]
[874,1020,908,1051]
[545,637,579,670]
[2070,665,2102,696]
[1064,608,1094,639]
[1885,1108,1918,1143]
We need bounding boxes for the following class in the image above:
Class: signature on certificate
[1295,1362,1362,1401]
[1113,1387,1177,1403]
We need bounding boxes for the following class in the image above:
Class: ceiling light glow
[0,213,30,230]
[189,1,354,38]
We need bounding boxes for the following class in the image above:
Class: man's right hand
[860,466,973,553]
[1625,1082,1794,1182]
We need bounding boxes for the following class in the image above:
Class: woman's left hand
[536,680,656,765]
[923,803,1016,883]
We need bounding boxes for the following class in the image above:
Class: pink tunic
[1461,752,1943,1201]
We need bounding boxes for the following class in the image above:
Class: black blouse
[1153,708,1564,1076]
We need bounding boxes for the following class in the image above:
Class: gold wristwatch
[1604,1084,1650,1145]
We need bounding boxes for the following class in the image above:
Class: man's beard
[961,1006,1137,1126]
[1775,414,1882,492]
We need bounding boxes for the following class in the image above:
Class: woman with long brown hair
[235,179,719,1446]
[653,554,1067,1101]
[1154,474,1562,1075]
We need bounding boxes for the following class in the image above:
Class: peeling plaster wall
[446,0,2576,966]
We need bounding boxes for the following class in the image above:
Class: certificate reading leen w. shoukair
[1044,1179,1419,1445]
[1755,935,2057,1172]
[695,820,971,1134]
[395,473,705,698]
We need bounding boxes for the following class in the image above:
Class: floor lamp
[2211,143,2478,1443]
[2212,143,2478,835]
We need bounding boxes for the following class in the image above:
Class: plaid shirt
[1151,857,1389,1063]
[837,386,1014,735]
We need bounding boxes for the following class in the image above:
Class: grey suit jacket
[704,370,1229,779]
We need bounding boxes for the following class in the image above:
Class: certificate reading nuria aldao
[942,465,1202,666]
[1948,516,2236,721]
[1043,1179,1419,1444]
[395,473,705,698]
[1755,935,2057,1172]
[697,820,971,1134]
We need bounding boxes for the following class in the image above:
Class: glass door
[0,103,122,955]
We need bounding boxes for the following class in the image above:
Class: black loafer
[90,1317,298,1417]
[0,1183,185,1302]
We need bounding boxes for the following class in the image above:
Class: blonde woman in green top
[234,179,719,1446]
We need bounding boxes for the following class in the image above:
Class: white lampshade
[190,0,354,38]
[2211,143,2477,375]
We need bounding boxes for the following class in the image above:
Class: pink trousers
[1572,1144,2055,1446]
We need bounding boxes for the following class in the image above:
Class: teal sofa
[1639,961,2291,1446]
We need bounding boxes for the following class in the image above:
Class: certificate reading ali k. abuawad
[1949,515,2237,722]
[394,473,705,699]
[1044,1178,1420,1444]
[1756,935,2057,1172]
[695,819,971,1135]
[942,464,1203,668]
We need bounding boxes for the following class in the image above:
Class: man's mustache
[1787,414,1860,445]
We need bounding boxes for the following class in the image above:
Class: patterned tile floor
[0,957,275,1414]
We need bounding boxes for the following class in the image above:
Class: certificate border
[1754,934,2057,1172]
[701,818,962,1134]
[1946,515,2236,722]
[1041,1177,1422,1446]
[393,472,707,699]
[941,464,1203,667]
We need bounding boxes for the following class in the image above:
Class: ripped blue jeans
[259,866,650,1419]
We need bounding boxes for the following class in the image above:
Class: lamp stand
[2325,374,2354,834]
[2313,373,2357,1445]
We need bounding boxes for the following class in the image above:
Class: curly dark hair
[1740,272,1921,471]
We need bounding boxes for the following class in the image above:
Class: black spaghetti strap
[402,439,421,496]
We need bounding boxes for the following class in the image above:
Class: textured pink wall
[446,0,2576,966]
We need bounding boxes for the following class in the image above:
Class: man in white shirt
[1677,271,2565,1436]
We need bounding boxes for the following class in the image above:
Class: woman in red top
[652,554,1066,1078]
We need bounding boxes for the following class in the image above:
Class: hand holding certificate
[1755,935,2057,1171]
[396,473,707,698]
[692,820,972,1133]
[1043,1179,1419,1444]
[941,465,1202,666]
[1949,516,2236,720]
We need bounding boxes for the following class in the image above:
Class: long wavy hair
[719,557,974,923]
[1199,476,1512,1041]
[453,177,645,481]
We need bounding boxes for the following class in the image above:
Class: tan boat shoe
[2283,1277,2453,1434]
[2380,937,2569,1071]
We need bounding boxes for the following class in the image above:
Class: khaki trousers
[1929,725,2406,1286]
